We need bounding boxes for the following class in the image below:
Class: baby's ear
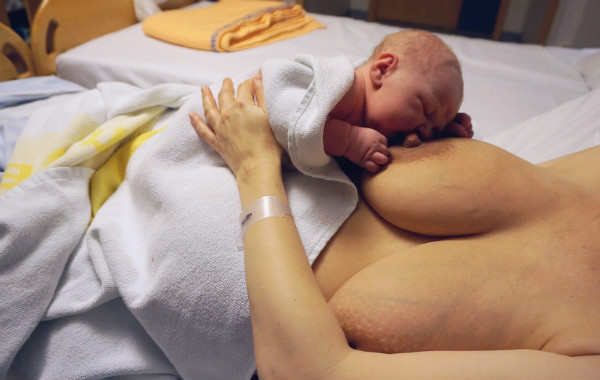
[369,53,398,88]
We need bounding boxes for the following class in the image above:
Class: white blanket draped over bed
[1,57,358,380]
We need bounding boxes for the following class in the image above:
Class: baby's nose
[416,124,434,141]
[417,120,444,141]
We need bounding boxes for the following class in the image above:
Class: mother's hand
[189,75,283,179]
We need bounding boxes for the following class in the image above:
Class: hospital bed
[1,1,600,379]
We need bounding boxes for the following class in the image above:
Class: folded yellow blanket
[142,1,325,52]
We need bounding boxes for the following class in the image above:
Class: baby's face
[365,66,462,141]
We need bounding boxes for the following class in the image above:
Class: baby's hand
[441,112,474,138]
[346,127,390,173]
[402,113,474,148]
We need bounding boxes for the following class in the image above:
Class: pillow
[482,89,600,163]
[576,51,600,89]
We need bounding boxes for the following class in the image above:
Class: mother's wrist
[236,159,285,204]
[236,158,281,184]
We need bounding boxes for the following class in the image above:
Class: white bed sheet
[56,3,395,88]
[56,2,596,139]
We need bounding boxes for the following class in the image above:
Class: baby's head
[363,30,464,141]
[370,30,463,100]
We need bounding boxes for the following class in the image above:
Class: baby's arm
[323,118,390,173]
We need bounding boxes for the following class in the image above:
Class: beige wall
[302,0,349,15]
[350,0,369,10]
[547,0,600,47]
[503,0,530,34]
[348,0,599,48]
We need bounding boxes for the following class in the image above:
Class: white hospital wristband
[240,196,292,237]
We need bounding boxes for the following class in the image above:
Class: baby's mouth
[415,125,433,141]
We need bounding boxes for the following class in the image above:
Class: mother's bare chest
[329,222,600,354]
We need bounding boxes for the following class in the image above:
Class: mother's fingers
[253,72,266,110]
[201,85,219,124]
[190,112,220,153]
[218,78,235,109]
[236,78,254,103]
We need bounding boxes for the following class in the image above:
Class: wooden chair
[30,0,138,75]
[0,22,35,81]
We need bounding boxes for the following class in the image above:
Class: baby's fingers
[363,148,389,173]
[371,151,389,165]
[364,161,381,173]
[444,121,473,138]
[448,113,474,138]
[455,112,472,127]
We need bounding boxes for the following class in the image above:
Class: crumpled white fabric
[134,0,163,21]
[3,56,359,380]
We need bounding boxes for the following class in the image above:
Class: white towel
[262,54,357,182]
[1,82,196,379]
[3,56,359,380]
[0,167,93,377]
[8,298,178,380]
[86,59,358,379]
[0,76,85,180]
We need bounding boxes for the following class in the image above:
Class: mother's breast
[327,227,600,354]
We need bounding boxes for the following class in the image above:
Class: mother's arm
[189,78,599,380]
[190,77,354,379]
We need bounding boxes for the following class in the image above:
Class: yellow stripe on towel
[90,126,165,216]
[142,1,325,52]
[0,107,164,193]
